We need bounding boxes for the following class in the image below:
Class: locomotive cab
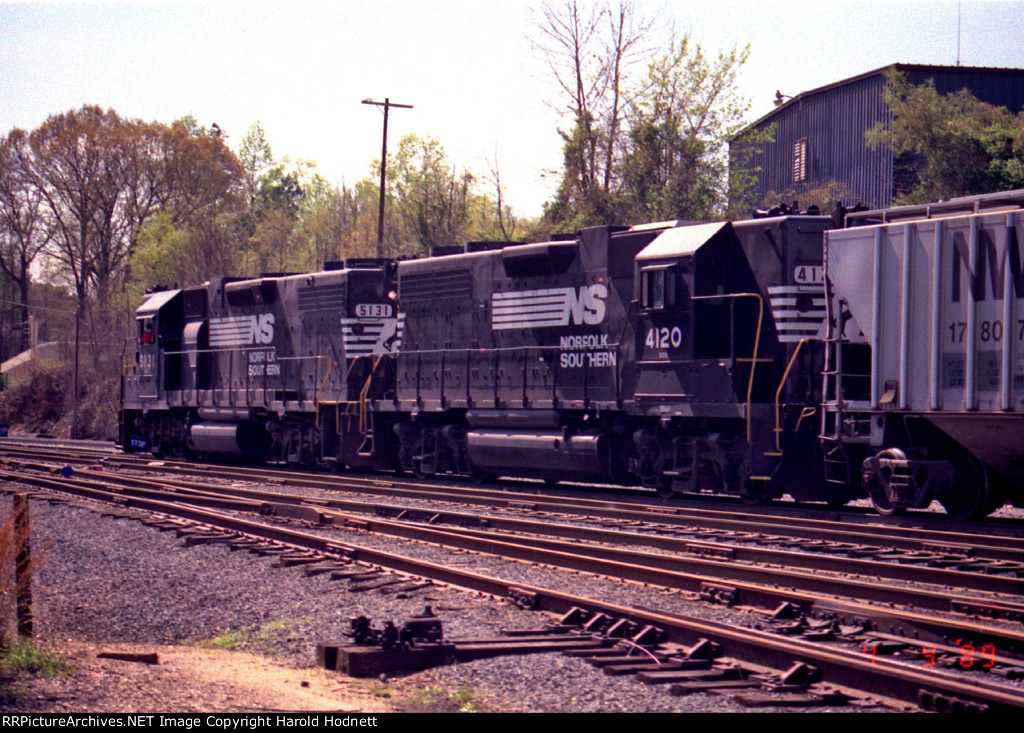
[120,287,184,453]
[631,222,773,498]
[630,215,837,503]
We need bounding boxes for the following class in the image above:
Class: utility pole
[956,1,962,67]
[362,97,413,258]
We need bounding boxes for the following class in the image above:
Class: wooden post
[14,493,32,637]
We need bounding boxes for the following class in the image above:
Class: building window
[793,138,807,183]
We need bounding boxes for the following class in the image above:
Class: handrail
[121,337,137,376]
[773,338,808,452]
[359,355,385,434]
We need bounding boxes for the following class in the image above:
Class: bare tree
[486,152,518,241]
[533,1,653,225]
[601,3,652,193]
[0,130,52,350]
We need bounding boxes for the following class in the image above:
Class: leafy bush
[0,353,121,440]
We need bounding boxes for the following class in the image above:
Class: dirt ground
[0,639,418,713]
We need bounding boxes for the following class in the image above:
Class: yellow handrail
[359,355,385,435]
[773,338,809,452]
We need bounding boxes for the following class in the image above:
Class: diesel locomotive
[120,190,1024,520]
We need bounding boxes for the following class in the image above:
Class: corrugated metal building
[730,63,1024,212]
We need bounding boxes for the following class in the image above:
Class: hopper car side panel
[825,194,1024,518]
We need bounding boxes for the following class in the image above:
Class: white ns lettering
[568,284,607,326]
[253,313,275,345]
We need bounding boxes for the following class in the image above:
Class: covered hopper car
[120,190,1024,520]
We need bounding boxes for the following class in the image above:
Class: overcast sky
[1,1,1022,215]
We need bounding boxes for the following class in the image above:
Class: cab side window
[641,266,677,310]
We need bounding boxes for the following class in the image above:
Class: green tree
[536,5,753,227]
[128,118,245,295]
[374,134,504,256]
[292,176,371,268]
[245,158,325,274]
[618,37,753,222]
[129,212,191,292]
[238,122,275,208]
[867,71,1024,204]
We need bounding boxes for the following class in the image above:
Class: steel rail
[11,445,1024,561]
[13,458,1024,600]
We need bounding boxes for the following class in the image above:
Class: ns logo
[209,312,276,348]
[251,313,275,344]
[491,283,608,330]
[566,283,608,325]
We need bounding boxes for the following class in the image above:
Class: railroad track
[4,444,1024,711]
[8,442,1024,549]
[12,454,1024,617]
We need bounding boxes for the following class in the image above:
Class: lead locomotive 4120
[120,190,1024,521]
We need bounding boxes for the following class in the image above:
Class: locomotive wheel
[739,478,774,506]
[655,477,677,498]
[469,464,495,484]
[826,495,851,509]
[940,453,991,521]
[866,448,905,517]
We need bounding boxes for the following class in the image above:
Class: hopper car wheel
[941,453,991,522]
[867,448,906,517]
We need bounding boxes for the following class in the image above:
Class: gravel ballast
[16,493,882,713]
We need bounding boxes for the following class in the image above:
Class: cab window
[139,319,154,345]
[641,265,677,310]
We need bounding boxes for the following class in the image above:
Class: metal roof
[742,62,1024,133]
[137,289,180,317]
[636,222,729,262]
